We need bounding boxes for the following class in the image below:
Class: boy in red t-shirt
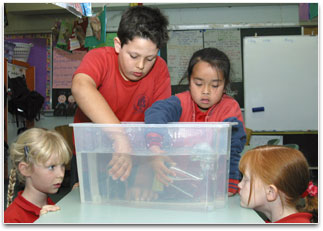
[70,6,171,188]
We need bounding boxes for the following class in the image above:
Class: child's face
[238,167,268,211]
[115,36,159,82]
[58,95,66,104]
[189,61,225,112]
[29,154,65,195]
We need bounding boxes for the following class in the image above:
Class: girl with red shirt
[238,145,318,223]
[4,128,71,223]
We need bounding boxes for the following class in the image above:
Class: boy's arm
[71,73,132,182]
[71,73,120,124]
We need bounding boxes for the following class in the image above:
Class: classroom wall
[106,4,299,31]
[3,3,302,145]
[5,3,299,34]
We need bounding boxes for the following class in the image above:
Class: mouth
[133,72,143,77]
[53,183,62,189]
[200,99,210,104]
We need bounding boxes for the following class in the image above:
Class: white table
[35,188,264,224]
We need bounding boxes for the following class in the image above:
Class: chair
[245,128,253,146]
[267,139,299,150]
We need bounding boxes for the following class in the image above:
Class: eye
[146,57,155,62]
[194,81,202,87]
[212,85,219,88]
[130,54,137,59]
[48,165,55,170]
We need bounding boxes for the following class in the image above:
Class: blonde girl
[238,145,318,223]
[4,128,71,223]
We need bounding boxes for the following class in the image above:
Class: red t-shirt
[265,212,313,223]
[4,191,55,223]
[73,47,171,123]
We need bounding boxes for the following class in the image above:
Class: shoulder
[175,91,191,101]
[4,199,19,222]
[84,47,116,60]
[215,94,242,114]
[87,46,115,55]
[155,56,167,67]
[150,56,169,75]
[221,94,240,108]
[4,194,31,223]
[275,213,312,223]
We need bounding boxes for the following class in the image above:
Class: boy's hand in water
[108,153,132,181]
[108,136,132,181]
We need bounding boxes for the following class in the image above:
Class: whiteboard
[243,35,318,131]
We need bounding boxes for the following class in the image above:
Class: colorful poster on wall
[53,47,87,89]
[4,33,51,110]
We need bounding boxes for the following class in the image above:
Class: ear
[114,37,121,54]
[266,184,279,202]
[18,162,32,177]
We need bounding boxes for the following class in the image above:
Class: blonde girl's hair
[7,128,72,208]
[239,145,318,222]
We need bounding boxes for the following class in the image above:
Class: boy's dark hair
[180,48,231,90]
[117,6,169,48]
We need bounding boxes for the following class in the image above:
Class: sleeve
[152,57,171,102]
[145,95,182,124]
[223,117,246,194]
[145,96,182,149]
[73,48,108,87]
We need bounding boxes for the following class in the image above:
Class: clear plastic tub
[70,122,235,211]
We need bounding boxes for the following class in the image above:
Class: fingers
[228,192,234,197]
[126,187,141,201]
[120,164,132,182]
[126,187,159,201]
[155,165,174,186]
[151,156,176,186]
[108,154,132,181]
[40,205,60,216]
[140,189,158,201]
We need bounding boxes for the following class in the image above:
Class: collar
[14,190,55,216]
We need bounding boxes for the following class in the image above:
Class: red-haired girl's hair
[239,145,318,222]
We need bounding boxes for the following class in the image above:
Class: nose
[57,165,65,178]
[202,85,210,95]
[136,58,145,70]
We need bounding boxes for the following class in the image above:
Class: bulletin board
[53,47,87,89]
[52,47,87,115]
[167,30,203,85]
[243,35,318,131]
[4,33,52,110]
